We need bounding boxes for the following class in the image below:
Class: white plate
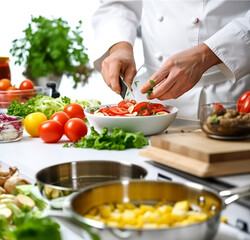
[85,104,178,136]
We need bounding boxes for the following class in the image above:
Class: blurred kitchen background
[0,0,143,104]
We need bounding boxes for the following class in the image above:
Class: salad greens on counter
[0,185,61,240]
[64,126,149,150]
[7,95,101,119]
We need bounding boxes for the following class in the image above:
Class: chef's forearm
[198,43,222,73]
[109,41,133,55]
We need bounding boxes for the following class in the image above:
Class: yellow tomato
[24,112,47,137]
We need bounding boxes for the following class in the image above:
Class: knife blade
[119,76,135,100]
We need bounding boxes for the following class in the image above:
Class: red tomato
[50,111,70,127]
[64,103,85,119]
[118,100,137,109]
[118,100,129,109]
[0,79,12,90]
[64,118,88,142]
[151,103,164,113]
[39,120,64,143]
[98,107,115,116]
[19,79,34,90]
[109,106,129,115]
[237,91,250,113]
[133,102,152,115]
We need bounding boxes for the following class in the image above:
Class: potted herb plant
[10,15,93,88]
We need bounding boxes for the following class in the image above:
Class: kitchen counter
[0,118,249,240]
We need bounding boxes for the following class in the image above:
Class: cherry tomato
[213,103,224,110]
[151,103,164,113]
[237,91,250,113]
[63,103,85,119]
[39,120,64,143]
[109,106,129,115]
[19,79,34,90]
[50,111,70,127]
[64,118,88,142]
[0,79,12,90]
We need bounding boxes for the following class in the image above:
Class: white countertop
[1,120,250,240]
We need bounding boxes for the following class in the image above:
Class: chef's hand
[101,41,136,94]
[141,44,222,100]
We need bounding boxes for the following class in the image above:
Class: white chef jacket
[92,0,250,119]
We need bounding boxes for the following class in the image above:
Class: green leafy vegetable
[0,216,11,239]
[16,185,48,211]
[10,15,93,88]
[7,95,71,119]
[7,95,101,119]
[73,99,101,109]
[64,126,149,150]
[4,212,61,240]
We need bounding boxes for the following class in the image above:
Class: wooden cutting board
[140,131,250,178]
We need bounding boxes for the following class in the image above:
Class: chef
[92,0,250,118]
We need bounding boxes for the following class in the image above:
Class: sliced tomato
[133,102,152,112]
[130,99,137,105]
[118,100,129,109]
[151,103,164,113]
[98,107,112,115]
[139,109,150,116]
[109,106,129,115]
[118,100,136,109]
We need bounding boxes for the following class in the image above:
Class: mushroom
[4,176,30,194]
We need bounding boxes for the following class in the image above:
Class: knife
[119,76,135,100]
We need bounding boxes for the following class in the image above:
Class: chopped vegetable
[64,126,149,150]
[92,100,169,117]
[150,79,156,87]
[84,200,208,229]
[0,114,23,142]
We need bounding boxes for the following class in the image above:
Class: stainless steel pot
[36,160,147,199]
[64,180,250,240]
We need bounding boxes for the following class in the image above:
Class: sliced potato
[15,194,35,210]
[0,207,12,220]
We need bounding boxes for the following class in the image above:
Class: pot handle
[219,184,250,205]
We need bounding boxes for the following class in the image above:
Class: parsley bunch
[10,15,93,88]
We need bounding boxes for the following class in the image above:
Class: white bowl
[85,104,178,136]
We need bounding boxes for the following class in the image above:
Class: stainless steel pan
[64,180,250,240]
[36,161,147,199]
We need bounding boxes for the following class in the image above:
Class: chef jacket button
[191,17,199,24]
[157,15,164,22]
[156,55,163,61]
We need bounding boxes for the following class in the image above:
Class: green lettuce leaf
[65,126,149,150]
